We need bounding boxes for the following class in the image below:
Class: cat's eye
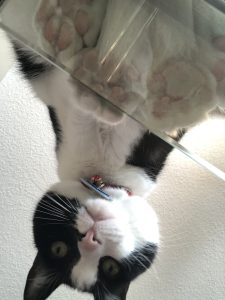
[51,241,68,258]
[102,258,120,277]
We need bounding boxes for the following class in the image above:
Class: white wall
[1,33,225,300]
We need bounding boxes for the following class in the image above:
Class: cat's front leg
[33,0,151,125]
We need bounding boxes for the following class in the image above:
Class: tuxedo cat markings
[12,1,194,299]
[14,43,177,298]
[12,2,225,299]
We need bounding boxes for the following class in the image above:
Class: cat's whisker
[127,251,154,276]
[38,202,66,217]
[160,235,190,243]
[160,234,190,242]
[161,239,190,246]
[45,193,71,213]
[158,240,191,250]
[75,198,81,208]
[100,282,118,300]
[160,236,190,244]
[38,201,65,215]
[159,229,190,238]
[137,252,156,267]
[34,216,69,222]
[55,194,77,213]
[131,256,151,275]
[37,207,65,219]
[38,222,70,226]
[35,209,69,220]
[46,272,61,294]
[159,242,191,249]
[122,257,132,273]
[97,285,104,300]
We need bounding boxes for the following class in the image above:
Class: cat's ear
[24,253,62,300]
[94,282,130,300]
[118,282,130,300]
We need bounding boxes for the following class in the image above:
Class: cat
[13,0,225,299]
[15,37,181,299]
[14,43,179,299]
[10,2,187,299]
[11,0,225,299]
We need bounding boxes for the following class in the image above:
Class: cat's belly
[55,107,143,181]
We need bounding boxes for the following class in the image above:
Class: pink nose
[80,229,100,251]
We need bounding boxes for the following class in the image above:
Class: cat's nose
[80,228,101,251]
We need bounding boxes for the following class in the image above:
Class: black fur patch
[92,243,157,299]
[33,193,81,268]
[47,106,62,150]
[127,131,173,180]
[122,242,157,280]
[13,43,52,79]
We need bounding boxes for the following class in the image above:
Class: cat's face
[24,181,159,300]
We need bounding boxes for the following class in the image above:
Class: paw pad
[147,60,216,129]
[35,0,107,66]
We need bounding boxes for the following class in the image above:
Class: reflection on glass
[1,0,225,181]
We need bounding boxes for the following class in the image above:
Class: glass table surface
[1,0,225,181]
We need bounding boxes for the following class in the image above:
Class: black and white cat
[11,1,188,300]
[14,41,180,300]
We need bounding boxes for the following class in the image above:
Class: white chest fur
[57,107,143,181]
[32,69,143,179]
[32,69,153,197]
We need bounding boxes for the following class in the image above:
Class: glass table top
[1,0,225,181]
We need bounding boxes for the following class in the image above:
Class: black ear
[24,253,62,300]
[93,282,130,300]
[119,282,130,300]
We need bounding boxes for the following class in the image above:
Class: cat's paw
[72,48,145,124]
[145,60,217,130]
[34,0,107,69]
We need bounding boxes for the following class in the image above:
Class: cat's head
[24,180,159,300]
